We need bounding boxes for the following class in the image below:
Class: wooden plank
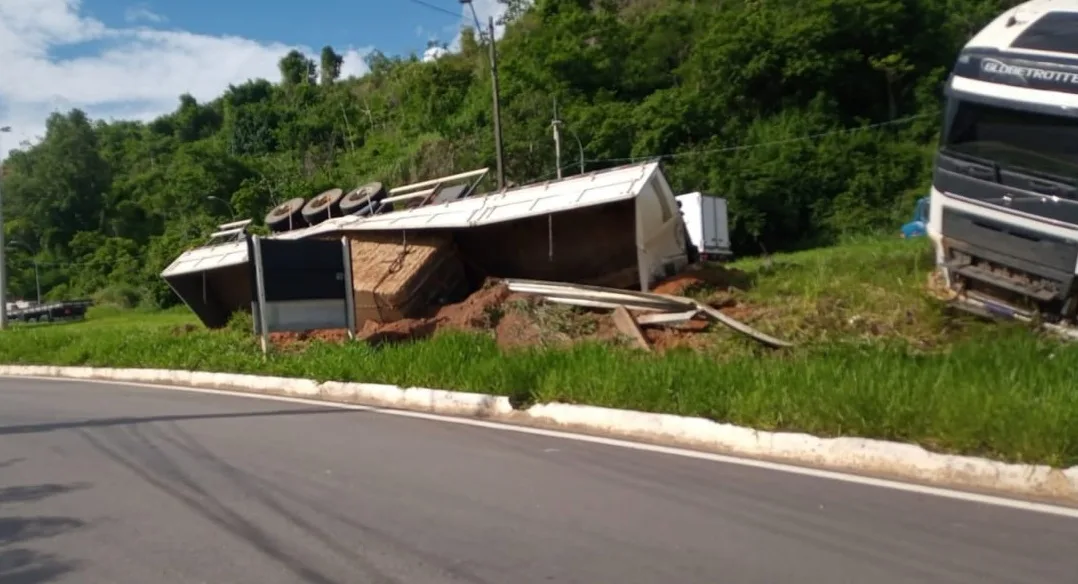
[612,305,651,351]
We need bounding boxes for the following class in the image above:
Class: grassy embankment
[2,237,1076,467]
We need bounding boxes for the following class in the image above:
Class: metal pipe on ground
[505,278,793,349]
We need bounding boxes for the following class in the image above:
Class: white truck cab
[929,0,1078,322]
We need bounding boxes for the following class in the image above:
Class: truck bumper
[931,203,1078,318]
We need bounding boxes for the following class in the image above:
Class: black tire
[301,188,345,226]
[687,241,700,265]
[340,182,387,215]
[265,197,308,233]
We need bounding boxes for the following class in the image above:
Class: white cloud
[0,0,373,161]
[466,0,510,36]
[124,4,165,24]
[337,47,371,79]
[422,46,449,63]
[445,0,522,52]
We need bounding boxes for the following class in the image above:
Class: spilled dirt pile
[649,264,760,323]
[267,277,719,352]
[650,264,752,296]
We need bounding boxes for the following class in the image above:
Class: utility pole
[31,258,39,305]
[487,16,505,189]
[0,125,11,330]
[552,97,563,179]
[550,97,585,177]
[460,1,506,190]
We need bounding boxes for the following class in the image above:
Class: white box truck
[676,192,733,262]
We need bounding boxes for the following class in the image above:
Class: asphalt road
[1,379,1076,584]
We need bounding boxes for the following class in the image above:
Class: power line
[405,0,461,19]
[598,113,936,166]
[534,113,935,181]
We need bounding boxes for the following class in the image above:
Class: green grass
[3,237,1077,468]
[712,236,983,346]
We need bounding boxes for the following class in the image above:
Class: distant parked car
[7,299,94,323]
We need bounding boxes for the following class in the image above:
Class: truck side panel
[676,193,704,253]
[701,196,731,254]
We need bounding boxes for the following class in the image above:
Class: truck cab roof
[967,0,1078,56]
[948,0,1078,112]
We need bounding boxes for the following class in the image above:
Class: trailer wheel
[265,197,309,233]
[301,187,345,226]
[340,182,387,215]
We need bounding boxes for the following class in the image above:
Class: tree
[279,50,316,85]
[320,46,344,84]
[498,0,531,24]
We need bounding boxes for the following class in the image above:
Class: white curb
[1,364,1075,503]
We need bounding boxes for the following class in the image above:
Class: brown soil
[435,279,512,328]
[635,313,713,352]
[651,264,753,296]
[643,327,712,352]
[493,309,549,350]
[266,276,719,352]
[309,328,351,343]
[269,328,351,350]
[358,318,439,347]
[492,298,627,351]
[651,275,703,296]
[718,302,759,322]
[357,279,517,346]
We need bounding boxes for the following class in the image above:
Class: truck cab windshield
[941,99,1078,184]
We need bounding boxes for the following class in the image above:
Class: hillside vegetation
[0,0,1018,307]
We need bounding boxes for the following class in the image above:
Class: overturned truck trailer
[161,161,698,330]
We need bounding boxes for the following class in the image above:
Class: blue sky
[84,0,464,59]
[0,0,508,159]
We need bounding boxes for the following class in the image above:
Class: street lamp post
[206,195,237,219]
[0,125,11,330]
[564,126,586,175]
[29,258,39,305]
